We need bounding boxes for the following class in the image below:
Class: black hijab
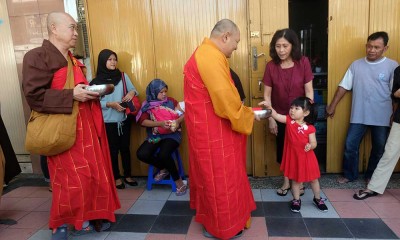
[90,49,122,86]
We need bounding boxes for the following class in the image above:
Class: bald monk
[184,19,259,239]
[22,12,120,239]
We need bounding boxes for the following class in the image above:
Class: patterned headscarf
[135,79,168,121]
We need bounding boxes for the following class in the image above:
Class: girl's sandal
[154,170,169,182]
[175,184,187,196]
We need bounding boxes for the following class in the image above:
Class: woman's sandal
[353,190,378,200]
[154,170,169,182]
[277,187,291,196]
[175,184,187,196]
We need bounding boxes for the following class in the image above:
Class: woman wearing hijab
[91,49,139,189]
[136,79,187,196]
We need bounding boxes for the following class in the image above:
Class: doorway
[289,0,329,173]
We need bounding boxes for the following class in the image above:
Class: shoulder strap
[121,72,128,95]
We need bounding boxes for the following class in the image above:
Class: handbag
[121,72,140,116]
[25,55,79,156]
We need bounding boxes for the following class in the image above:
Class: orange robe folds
[184,38,256,239]
[47,56,120,230]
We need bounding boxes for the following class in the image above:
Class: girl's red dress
[280,115,321,182]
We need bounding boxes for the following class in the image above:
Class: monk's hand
[254,113,260,121]
[73,84,99,102]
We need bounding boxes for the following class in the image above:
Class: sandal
[52,225,68,240]
[337,177,351,184]
[175,184,187,196]
[93,220,111,232]
[353,190,378,200]
[124,178,138,186]
[72,224,95,236]
[277,187,291,196]
[154,170,169,182]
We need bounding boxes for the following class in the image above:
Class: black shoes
[124,178,138,186]
[116,182,125,189]
[290,199,301,213]
[313,197,328,212]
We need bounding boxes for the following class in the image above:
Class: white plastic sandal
[175,184,187,196]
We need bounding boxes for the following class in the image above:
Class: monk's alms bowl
[253,108,272,119]
[85,84,114,96]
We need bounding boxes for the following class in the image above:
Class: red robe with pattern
[22,40,120,230]
[183,38,256,239]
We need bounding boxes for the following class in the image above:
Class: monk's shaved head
[209,19,240,58]
[210,19,239,38]
[46,12,78,52]
[47,12,72,34]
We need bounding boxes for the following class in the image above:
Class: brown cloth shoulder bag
[25,56,79,156]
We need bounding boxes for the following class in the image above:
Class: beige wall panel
[216,0,250,172]
[150,0,217,175]
[151,0,216,101]
[369,0,400,60]
[150,0,251,173]
[0,0,27,154]
[327,0,369,172]
[85,0,156,176]
[249,0,288,176]
[369,0,400,171]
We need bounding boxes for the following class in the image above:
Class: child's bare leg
[310,179,321,199]
[291,180,302,200]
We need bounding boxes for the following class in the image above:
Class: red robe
[183,38,255,239]
[48,56,120,230]
[22,41,120,230]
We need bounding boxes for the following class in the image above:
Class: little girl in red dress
[262,97,328,213]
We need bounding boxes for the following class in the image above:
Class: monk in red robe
[22,12,120,239]
[184,19,258,239]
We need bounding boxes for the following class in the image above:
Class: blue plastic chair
[146,149,185,192]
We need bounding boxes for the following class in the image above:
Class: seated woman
[91,49,139,189]
[136,79,186,195]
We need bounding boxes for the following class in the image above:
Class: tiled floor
[1,184,400,239]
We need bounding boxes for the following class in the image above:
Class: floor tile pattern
[0,184,400,239]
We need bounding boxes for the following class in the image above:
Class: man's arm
[326,86,348,118]
[22,50,74,114]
